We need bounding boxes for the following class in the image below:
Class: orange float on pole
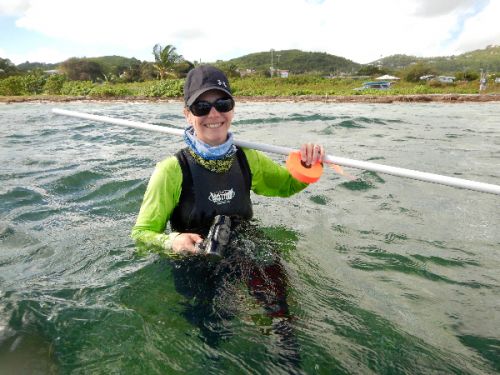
[286,151,323,184]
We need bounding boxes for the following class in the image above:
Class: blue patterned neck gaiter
[183,126,237,160]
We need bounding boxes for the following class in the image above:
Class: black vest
[170,148,253,236]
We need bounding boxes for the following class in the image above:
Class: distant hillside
[227,49,361,74]
[17,61,59,71]
[85,55,141,75]
[372,45,500,73]
[7,45,499,78]
[16,55,141,76]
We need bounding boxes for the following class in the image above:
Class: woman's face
[184,90,234,146]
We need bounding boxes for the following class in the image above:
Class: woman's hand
[300,143,325,166]
[172,233,203,254]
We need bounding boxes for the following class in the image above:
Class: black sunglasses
[189,97,235,117]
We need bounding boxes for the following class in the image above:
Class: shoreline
[1,93,500,104]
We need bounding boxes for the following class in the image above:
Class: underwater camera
[196,215,232,256]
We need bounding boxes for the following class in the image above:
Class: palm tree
[152,44,182,79]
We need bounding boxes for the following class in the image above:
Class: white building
[438,76,455,83]
[277,70,289,78]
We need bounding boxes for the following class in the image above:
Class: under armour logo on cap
[184,65,233,106]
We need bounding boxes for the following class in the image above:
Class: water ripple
[1,102,499,374]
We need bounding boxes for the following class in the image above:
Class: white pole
[52,108,185,137]
[52,108,500,195]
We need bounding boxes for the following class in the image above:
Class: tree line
[1,44,498,97]
[0,44,195,83]
[2,44,497,84]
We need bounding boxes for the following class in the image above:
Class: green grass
[231,76,497,96]
[1,75,499,100]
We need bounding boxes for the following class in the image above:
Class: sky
[0,0,499,65]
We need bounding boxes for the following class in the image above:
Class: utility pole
[270,49,275,77]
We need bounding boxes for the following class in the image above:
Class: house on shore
[419,75,456,83]
[269,67,289,78]
[438,76,455,83]
[277,69,289,78]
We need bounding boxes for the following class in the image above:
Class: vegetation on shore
[1,45,499,100]
[0,74,498,101]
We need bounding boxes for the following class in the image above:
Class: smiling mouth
[205,123,223,129]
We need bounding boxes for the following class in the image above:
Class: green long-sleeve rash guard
[131,147,308,251]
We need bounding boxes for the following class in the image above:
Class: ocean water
[0,101,499,374]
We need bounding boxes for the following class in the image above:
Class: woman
[132,66,324,360]
[131,65,325,254]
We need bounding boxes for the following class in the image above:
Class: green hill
[6,45,499,79]
[225,46,500,75]
[17,55,141,77]
[17,61,59,71]
[227,49,361,74]
[85,55,141,76]
[372,45,500,73]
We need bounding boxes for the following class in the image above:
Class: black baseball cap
[184,65,233,106]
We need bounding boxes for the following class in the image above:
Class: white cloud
[412,0,478,17]
[4,0,499,64]
[447,1,500,54]
[2,47,70,64]
[0,0,30,16]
